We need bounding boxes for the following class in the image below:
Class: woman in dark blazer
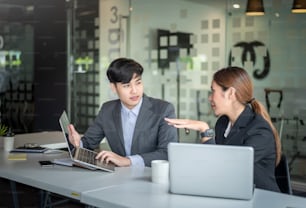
[165,66,281,192]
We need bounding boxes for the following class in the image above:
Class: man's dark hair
[106,58,144,84]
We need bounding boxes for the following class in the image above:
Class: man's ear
[110,83,117,94]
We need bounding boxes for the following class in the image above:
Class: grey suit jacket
[81,95,178,166]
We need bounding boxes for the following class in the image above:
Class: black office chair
[275,154,293,194]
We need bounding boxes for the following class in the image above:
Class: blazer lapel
[224,106,254,145]
[112,101,126,154]
[131,95,152,153]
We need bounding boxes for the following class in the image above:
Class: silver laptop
[58,111,115,172]
[168,143,254,200]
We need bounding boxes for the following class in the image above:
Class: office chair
[275,154,293,194]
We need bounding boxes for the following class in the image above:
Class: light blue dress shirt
[80,98,145,167]
[121,98,145,168]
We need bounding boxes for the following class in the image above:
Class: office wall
[225,2,306,164]
[127,0,306,142]
[133,0,305,146]
[0,0,68,133]
[98,0,227,141]
[33,0,67,131]
[0,0,305,168]
[97,0,306,163]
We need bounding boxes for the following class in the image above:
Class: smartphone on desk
[39,160,54,167]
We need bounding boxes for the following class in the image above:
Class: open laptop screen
[59,111,75,158]
[58,110,115,172]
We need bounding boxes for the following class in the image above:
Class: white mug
[4,136,15,152]
[151,160,169,185]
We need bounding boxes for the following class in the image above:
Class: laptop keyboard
[73,147,115,171]
[75,148,97,165]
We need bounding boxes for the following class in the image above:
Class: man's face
[111,73,144,109]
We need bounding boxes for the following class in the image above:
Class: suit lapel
[131,95,152,153]
[224,106,253,145]
[112,101,126,154]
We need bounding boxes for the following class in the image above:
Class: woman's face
[208,81,231,117]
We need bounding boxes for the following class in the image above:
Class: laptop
[168,143,254,200]
[57,110,115,172]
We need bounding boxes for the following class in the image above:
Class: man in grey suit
[68,58,178,167]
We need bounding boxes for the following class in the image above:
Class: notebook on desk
[168,143,254,200]
[10,146,48,153]
[57,110,115,172]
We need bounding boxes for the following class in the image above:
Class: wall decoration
[228,40,270,80]
[157,29,193,69]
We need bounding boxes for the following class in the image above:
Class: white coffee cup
[4,136,15,152]
[151,160,169,185]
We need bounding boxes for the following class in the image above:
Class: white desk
[253,189,306,208]
[0,150,120,200]
[1,132,306,208]
[81,168,306,208]
[0,131,126,201]
[81,173,253,208]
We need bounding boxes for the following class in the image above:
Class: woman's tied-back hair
[107,58,144,84]
[213,66,281,166]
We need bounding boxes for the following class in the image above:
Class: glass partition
[0,0,305,180]
[0,2,34,133]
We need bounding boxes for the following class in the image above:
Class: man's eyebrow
[135,76,142,81]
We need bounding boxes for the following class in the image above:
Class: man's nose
[131,85,137,93]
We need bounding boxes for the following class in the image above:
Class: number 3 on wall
[110,6,118,24]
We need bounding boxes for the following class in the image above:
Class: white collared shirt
[121,98,145,167]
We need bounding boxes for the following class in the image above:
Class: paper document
[41,142,67,149]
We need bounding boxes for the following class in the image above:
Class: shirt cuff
[128,155,145,168]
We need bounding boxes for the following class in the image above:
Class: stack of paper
[40,142,67,149]
[10,146,48,153]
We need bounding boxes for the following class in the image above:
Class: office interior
[0,0,306,205]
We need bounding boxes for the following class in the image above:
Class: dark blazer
[81,94,178,167]
[214,106,280,192]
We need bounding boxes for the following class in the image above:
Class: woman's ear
[228,87,237,100]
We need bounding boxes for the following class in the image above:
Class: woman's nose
[208,94,212,102]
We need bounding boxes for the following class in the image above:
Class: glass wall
[96,0,306,177]
[0,1,34,133]
[0,0,305,178]
[67,0,101,133]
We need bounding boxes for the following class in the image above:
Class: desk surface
[0,150,121,200]
[1,131,122,200]
[82,177,253,208]
[1,132,306,208]
[81,170,306,208]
